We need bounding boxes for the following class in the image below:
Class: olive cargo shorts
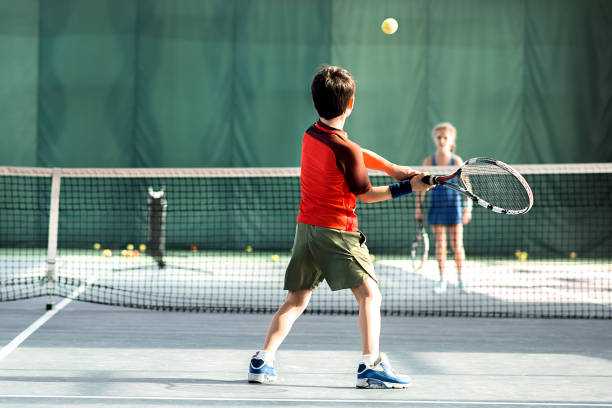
[284,223,377,291]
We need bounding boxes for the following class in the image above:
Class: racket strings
[462,163,532,211]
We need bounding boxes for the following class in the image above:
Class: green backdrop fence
[1,0,611,167]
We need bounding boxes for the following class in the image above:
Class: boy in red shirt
[249,65,432,388]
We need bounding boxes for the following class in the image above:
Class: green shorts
[284,223,377,291]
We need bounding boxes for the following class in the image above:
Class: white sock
[362,353,378,366]
[255,350,275,363]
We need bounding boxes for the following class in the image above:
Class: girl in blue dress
[415,123,472,293]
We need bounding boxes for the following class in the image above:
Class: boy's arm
[358,176,432,203]
[362,149,419,181]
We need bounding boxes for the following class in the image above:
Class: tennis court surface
[1,164,611,406]
[1,298,612,408]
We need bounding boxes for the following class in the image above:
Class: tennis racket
[422,157,533,215]
[410,220,429,272]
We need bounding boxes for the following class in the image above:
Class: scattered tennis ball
[271,254,280,262]
[570,251,577,259]
[102,249,112,257]
[515,250,521,258]
[133,250,140,257]
[139,244,147,252]
[370,254,376,261]
[190,245,198,251]
[93,243,101,250]
[246,245,253,253]
[381,17,398,35]
[121,250,128,257]
[519,251,528,262]
[126,244,134,251]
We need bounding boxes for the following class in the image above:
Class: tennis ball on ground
[381,17,398,35]
[190,245,198,251]
[271,254,280,262]
[93,243,101,250]
[121,250,128,257]
[515,250,521,258]
[103,249,112,257]
[570,251,577,259]
[126,244,134,251]
[246,245,253,253]
[139,244,147,252]
[370,254,376,261]
[519,251,528,262]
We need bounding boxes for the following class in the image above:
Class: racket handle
[422,175,438,185]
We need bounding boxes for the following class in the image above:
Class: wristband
[389,179,412,199]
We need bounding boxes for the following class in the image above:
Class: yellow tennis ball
[93,243,101,250]
[519,252,528,262]
[103,249,112,257]
[271,254,279,262]
[126,244,134,251]
[381,17,398,35]
[246,245,253,253]
[139,244,147,252]
[121,250,128,257]
[370,254,376,261]
[570,251,577,259]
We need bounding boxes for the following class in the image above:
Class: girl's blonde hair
[432,122,457,153]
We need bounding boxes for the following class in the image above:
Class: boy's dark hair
[310,65,356,120]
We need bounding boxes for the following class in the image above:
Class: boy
[248,65,432,389]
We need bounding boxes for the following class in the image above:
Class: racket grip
[422,175,437,185]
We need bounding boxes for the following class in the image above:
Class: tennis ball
[121,250,128,257]
[271,254,280,262]
[515,250,521,258]
[190,245,198,251]
[103,249,112,257]
[246,245,253,253]
[370,254,376,261]
[381,17,398,35]
[570,251,577,259]
[93,243,101,250]
[519,251,528,262]
[139,244,147,252]
[126,244,134,251]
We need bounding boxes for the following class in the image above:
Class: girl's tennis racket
[422,157,533,215]
[410,220,429,272]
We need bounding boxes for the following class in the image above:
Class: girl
[415,123,472,293]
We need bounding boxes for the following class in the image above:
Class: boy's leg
[352,277,411,389]
[249,290,311,384]
[262,289,312,352]
[350,277,381,356]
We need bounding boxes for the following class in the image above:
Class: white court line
[0,274,97,362]
[0,395,610,406]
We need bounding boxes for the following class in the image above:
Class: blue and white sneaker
[248,352,277,384]
[356,352,412,389]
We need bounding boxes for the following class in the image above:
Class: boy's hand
[390,165,420,181]
[410,172,434,192]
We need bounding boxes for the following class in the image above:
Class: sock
[362,353,378,366]
[255,350,275,364]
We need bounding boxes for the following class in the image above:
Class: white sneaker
[433,281,447,294]
[458,281,470,294]
[356,352,412,389]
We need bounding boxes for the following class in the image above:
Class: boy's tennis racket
[422,157,533,215]
[410,220,429,272]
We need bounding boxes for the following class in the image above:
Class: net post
[45,169,61,310]
[147,186,167,268]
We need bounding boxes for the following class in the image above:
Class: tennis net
[1,164,611,318]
